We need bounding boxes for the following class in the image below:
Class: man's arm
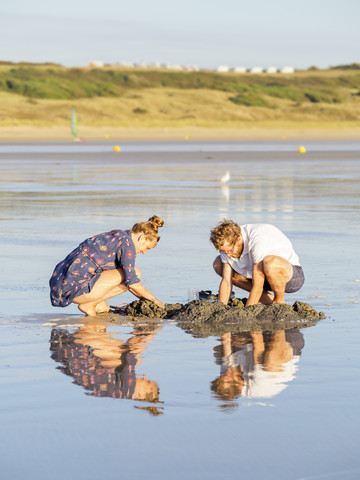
[246,261,265,306]
[218,262,233,305]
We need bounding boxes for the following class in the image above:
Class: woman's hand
[153,299,165,309]
[129,282,164,309]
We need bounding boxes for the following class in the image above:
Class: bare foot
[95,301,110,314]
[78,303,97,316]
[272,293,285,304]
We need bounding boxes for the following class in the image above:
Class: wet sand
[1,141,360,480]
[1,149,360,163]
[1,125,360,142]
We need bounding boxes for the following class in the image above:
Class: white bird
[220,171,231,183]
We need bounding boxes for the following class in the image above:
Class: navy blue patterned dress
[50,230,140,307]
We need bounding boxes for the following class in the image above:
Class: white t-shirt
[222,346,300,399]
[220,223,300,279]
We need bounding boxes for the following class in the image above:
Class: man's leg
[262,255,293,304]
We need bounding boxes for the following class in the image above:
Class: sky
[1,0,359,70]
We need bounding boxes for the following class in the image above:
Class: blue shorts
[264,265,304,293]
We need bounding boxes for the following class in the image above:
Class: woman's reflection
[211,329,304,402]
[50,322,161,403]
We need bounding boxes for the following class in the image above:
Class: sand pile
[121,298,325,336]
[124,299,183,319]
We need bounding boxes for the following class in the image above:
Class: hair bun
[148,215,164,228]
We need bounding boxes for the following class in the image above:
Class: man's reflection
[211,329,304,402]
[50,322,161,403]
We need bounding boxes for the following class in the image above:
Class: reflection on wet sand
[211,329,304,406]
[50,322,163,414]
[50,316,306,412]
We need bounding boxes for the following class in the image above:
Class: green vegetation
[1,63,360,107]
[331,63,360,70]
[229,91,272,108]
[1,62,360,130]
[133,107,148,114]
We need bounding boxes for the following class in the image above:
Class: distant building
[217,65,230,73]
[280,66,295,74]
[89,60,104,68]
[162,63,183,71]
[114,61,135,67]
[233,66,246,73]
[249,66,263,74]
[265,66,277,74]
[184,65,200,72]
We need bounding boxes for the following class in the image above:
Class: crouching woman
[49,216,164,316]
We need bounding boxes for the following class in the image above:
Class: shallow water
[1,141,360,480]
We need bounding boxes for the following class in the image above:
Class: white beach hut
[217,65,230,73]
[184,65,199,71]
[233,66,247,73]
[90,60,104,68]
[163,63,183,70]
[249,66,263,74]
[265,66,277,74]
[280,66,295,74]
[115,61,134,67]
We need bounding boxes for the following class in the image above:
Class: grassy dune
[1,62,360,139]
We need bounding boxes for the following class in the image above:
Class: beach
[1,125,360,142]
[1,140,360,479]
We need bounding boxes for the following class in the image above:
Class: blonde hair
[210,369,244,400]
[210,219,241,249]
[132,215,164,242]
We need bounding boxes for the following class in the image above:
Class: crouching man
[210,221,304,306]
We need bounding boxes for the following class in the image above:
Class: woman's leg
[73,267,141,316]
[95,301,112,314]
